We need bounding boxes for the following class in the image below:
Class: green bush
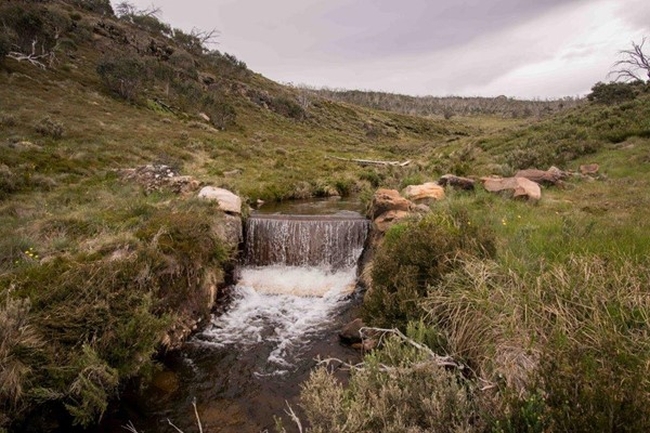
[201,95,237,130]
[363,208,495,329]
[532,256,650,432]
[0,30,11,61]
[131,14,172,37]
[422,255,650,432]
[96,54,148,101]
[587,81,637,105]
[69,0,114,16]
[205,50,249,79]
[0,3,71,56]
[270,95,307,120]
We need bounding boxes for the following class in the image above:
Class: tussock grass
[301,334,479,433]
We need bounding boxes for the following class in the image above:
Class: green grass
[301,88,650,431]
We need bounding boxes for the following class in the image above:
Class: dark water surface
[95,296,362,433]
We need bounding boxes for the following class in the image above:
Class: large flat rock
[198,186,242,214]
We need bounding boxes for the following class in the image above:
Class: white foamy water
[197,266,357,370]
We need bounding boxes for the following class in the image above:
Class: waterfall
[197,210,370,372]
[244,213,370,269]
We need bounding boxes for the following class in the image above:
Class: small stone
[580,163,600,175]
[339,318,365,345]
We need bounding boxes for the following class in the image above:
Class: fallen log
[327,156,411,167]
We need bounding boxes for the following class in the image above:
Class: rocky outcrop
[118,164,201,194]
[402,182,445,201]
[198,186,243,214]
[218,214,244,249]
[369,189,414,233]
[481,176,542,201]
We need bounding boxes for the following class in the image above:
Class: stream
[94,198,369,432]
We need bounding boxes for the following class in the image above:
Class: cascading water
[96,203,370,433]
[196,211,369,372]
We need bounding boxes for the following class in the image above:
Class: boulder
[198,186,242,214]
[369,189,412,220]
[438,174,475,190]
[515,167,566,185]
[402,182,445,201]
[374,210,410,232]
[339,318,377,351]
[339,318,365,345]
[481,177,541,201]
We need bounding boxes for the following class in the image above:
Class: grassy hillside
[299,83,650,433]
[1,0,649,431]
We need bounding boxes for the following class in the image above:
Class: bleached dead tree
[609,37,650,83]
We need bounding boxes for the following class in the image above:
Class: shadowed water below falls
[95,201,369,433]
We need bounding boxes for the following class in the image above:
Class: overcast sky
[122,0,649,99]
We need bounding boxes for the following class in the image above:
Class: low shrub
[0,3,71,56]
[532,256,650,432]
[0,164,26,201]
[96,54,148,101]
[34,116,64,139]
[270,95,307,120]
[363,208,496,329]
[201,95,237,130]
[300,332,480,433]
[0,30,11,61]
[422,255,650,432]
[69,0,114,16]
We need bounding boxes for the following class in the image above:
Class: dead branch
[360,327,464,369]
[192,398,204,433]
[284,401,304,433]
[6,40,48,69]
[609,37,650,82]
[191,27,220,47]
[121,421,140,433]
[167,419,185,433]
[327,156,411,167]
